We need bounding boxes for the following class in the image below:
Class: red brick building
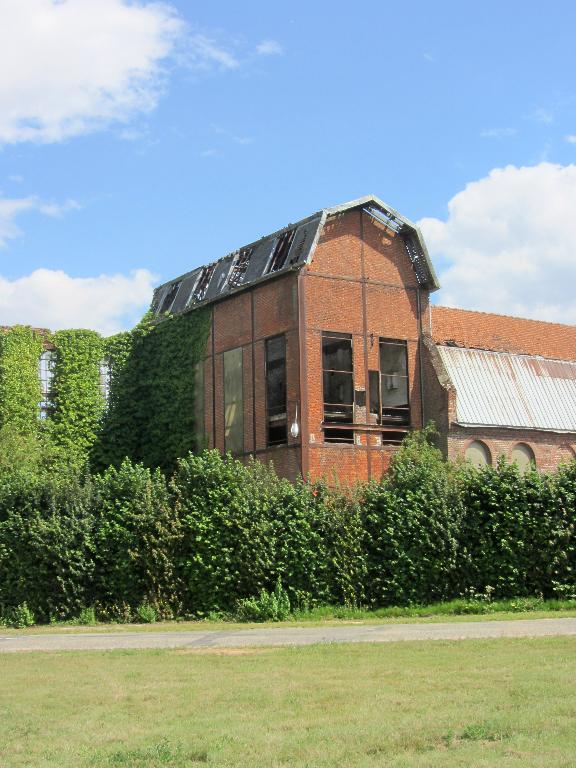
[151,195,576,482]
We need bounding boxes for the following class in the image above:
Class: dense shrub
[457,459,576,598]
[174,451,277,614]
[91,460,180,618]
[0,435,575,622]
[0,466,94,622]
[363,429,461,606]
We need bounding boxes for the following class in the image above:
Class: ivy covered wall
[0,326,44,435]
[0,307,211,472]
[93,308,211,472]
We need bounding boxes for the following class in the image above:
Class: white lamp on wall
[290,403,300,439]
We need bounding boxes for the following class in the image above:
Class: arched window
[464,440,491,468]
[511,443,536,473]
[39,350,56,419]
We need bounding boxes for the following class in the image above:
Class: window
[465,440,491,468]
[266,229,296,274]
[39,350,56,419]
[511,443,535,473]
[228,248,254,288]
[158,281,181,314]
[223,347,243,454]
[265,336,287,446]
[99,359,111,402]
[375,339,410,426]
[193,265,216,302]
[322,331,354,443]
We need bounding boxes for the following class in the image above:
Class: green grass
[1,638,576,766]
[2,598,576,635]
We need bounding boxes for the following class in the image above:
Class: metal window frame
[264,333,288,447]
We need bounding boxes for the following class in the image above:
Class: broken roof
[150,195,439,318]
[438,345,576,433]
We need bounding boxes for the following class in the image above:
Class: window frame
[265,334,288,447]
[321,331,354,443]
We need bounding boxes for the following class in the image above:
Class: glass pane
[323,371,354,405]
[224,347,243,453]
[369,370,380,416]
[380,341,407,376]
[266,336,285,363]
[381,374,408,408]
[322,335,353,372]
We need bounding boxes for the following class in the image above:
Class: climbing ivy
[50,330,106,464]
[0,308,211,472]
[92,308,211,473]
[0,326,44,435]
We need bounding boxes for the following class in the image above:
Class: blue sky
[2,0,576,333]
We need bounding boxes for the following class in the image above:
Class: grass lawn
[0,598,576,636]
[1,638,575,767]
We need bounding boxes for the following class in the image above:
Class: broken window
[378,339,410,426]
[266,229,296,274]
[99,359,111,402]
[223,347,243,454]
[322,331,354,443]
[265,335,287,446]
[39,350,56,419]
[158,281,181,314]
[228,248,254,288]
[192,265,216,303]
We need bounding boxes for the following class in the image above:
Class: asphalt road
[1,617,576,653]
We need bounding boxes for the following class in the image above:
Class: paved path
[1,617,576,653]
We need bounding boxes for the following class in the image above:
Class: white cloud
[0,0,184,144]
[0,268,156,334]
[185,33,239,69]
[418,163,576,323]
[529,107,554,125]
[480,127,517,139]
[0,194,80,247]
[566,135,576,144]
[256,40,283,56]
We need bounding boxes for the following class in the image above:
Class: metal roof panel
[438,345,576,432]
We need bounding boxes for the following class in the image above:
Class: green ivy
[93,309,211,473]
[50,329,105,464]
[0,326,44,434]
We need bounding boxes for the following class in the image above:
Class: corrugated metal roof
[150,195,439,319]
[437,345,576,432]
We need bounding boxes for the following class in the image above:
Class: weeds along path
[2,617,576,652]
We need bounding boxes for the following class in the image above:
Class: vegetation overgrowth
[1,426,575,627]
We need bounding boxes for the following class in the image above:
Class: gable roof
[437,344,576,433]
[431,306,576,362]
[150,195,439,318]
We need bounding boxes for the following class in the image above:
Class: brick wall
[447,426,576,473]
[200,273,302,478]
[301,208,430,484]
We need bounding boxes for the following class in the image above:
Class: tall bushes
[363,429,461,606]
[0,437,575,623]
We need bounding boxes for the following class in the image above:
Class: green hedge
[0,434,575,623]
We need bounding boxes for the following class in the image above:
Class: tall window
[265,335,287,446]
[39,350,56,419]
[370,339,410,427]
[223,347,243,454]
[322,331,354,443]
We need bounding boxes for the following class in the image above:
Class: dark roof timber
[150,195,439,318]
